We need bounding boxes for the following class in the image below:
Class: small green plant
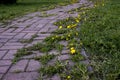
[39,61,65,76]
[71,53,85,62]
[34,54,55,65]
[12,48,33,63]
[20,34,38,43]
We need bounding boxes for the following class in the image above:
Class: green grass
[80,0,120,79]
[0,0,72,22]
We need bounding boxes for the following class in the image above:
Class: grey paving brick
[13,33,26,39]
[23,33,36,39]
[0,43,3,47]
[58,54,70,61]
[0,35,13,39]
[0,50,8,59]
[9,60,28,72]
[61,50,69,54]
[26,60,40,71]
[38,26,49,33]
[0,60,12,66]
[0,45,23,50]
[4,42,23,46]
[0,28,7,33]
[34,36,46,40]
[3,72,39,80]
[8,39,20,43]
[1,33,17,36]
[4,28,15,33]
[22,30,38,33]
[0,74,3,80]
[0,39,8,43]
[59,41,68,46]
[13,28,24,33]
[37,33,51,37]
[3,50,17,59]
[0,66,9,73]
[49,50,59,55]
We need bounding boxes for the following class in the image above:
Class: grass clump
[34,54,55,65]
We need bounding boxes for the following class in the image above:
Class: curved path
[0,0,93,80]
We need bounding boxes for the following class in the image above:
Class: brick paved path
[0,0,93,80]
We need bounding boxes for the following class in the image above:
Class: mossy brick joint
[0,0,16,4]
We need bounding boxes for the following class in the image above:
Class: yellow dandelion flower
[67,25,71,28]
[59,26,62,29]
[71,49,76,54]
[70,47,74,50]
[94,5,97,7]
[68,34,71,37]
[76,19,79,23]
[67,75,71,79]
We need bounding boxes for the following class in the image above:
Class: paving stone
[1,33,17,36]
[37,19,50,24]
[4,28,15,33]
[0,60,12,66]
[81,48,89,58]
[34,36,46,40]
[37,33,51,37]
[8,39,20,43]
[61,50,69,54]
[13,33,26,39]
[3,50,17,59]
[38,26,49,33]
[58,54,70,61]
[0,35,14,39]
[9,60,28,72]
[4,42,23,46]
[43,15,58,20]
[59,41,68,46]
[3,72,39,80]
[13,28,24,33]
[0,74,3,80]
[26,60,41,71]
[49,50,59,55]
[22,30,38,33]
[0,66,9,73]
[49,19,57,24]
[0,43,3,47]
[35,23,46,29]
[0,39,8,43]
[23,33,36,39]
[0,28,7,33]
[0,50,8,59]
[0,45,23,50]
